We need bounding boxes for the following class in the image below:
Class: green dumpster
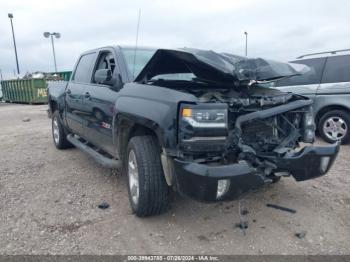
[55,71,72,81]
[1,71,72,104]
[47,71,72,81]
[1,79,48,104]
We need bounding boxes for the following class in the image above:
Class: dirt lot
[0,103,349,255]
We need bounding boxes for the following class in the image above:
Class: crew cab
[48,46,340,217]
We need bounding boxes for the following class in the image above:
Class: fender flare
[112,113,165,159]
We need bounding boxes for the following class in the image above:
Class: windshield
[121,48,156,80]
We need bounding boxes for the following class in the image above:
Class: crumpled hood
[135,48,302,84]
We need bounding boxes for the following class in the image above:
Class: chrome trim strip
[182,136,227,142]
[183,117,227,128]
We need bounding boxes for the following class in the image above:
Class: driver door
[82,49,120,155]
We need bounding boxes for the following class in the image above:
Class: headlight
[181,108,227,128]
[179,103,228,152]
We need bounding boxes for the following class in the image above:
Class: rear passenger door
[82,49,121,155]
[65,52,97,137]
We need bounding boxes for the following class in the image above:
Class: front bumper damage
[174,141,340,202]
[174,97,340,201]
[263,142,340,181]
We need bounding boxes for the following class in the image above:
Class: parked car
[274,49,350,144]
[48,46,339,217]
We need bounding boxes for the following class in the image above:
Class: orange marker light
[182,108,192,117]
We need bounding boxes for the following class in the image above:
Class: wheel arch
[49,99,58,114]
[113,114,163,161]
[315,104,350,125]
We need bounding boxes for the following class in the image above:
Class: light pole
[44,32,61,72]
[244,31,248,57]
[8,13,20,75]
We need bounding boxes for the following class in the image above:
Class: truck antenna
[132,8,141,79]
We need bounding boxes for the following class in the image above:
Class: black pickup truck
[48,46,340,217]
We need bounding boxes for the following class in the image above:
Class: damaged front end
[175,90,339,201]
[136,48,340,201]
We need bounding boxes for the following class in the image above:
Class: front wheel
[126,136,169,217]
[318,110,350,144]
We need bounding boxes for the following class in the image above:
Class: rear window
[275,57,326,86]
[321,55,350,83]
[73,53,96,83]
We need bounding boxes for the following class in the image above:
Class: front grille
[181,138,226,152]
[242,120,275,139]
[240,112,301,152]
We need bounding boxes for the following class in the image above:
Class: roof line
[297,49,350,59]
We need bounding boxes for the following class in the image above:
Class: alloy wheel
[323,116,348,141]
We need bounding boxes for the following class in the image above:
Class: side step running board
[67,134,122,169]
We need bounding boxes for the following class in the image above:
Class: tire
[318,110,350,144]
[126,136,169,217]
[52,110,73,149]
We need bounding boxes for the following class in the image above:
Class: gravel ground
[0,103,349,255]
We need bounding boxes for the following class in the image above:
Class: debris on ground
[241,209,249,215]
[197,235,210,242]
[98,202,110,209]
[295,230,307,239]
[266,203,296,214]
[236,199,249,235]
[235,221,248,230]
[22,117,30,122]
[111,169,119,176]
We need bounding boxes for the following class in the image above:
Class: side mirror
[94,69,116,86]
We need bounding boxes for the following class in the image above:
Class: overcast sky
[0,0,349,79]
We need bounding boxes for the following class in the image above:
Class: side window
[73,53,96,83]
[276,58,326,87]
[92,52,116,84]
[322,55,350,83]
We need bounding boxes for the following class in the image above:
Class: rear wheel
[318,110,350,144]
[52,110,73,149]
[126,136,169,217]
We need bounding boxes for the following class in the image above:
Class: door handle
[66,89,71,94]
[84,92,91,98]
